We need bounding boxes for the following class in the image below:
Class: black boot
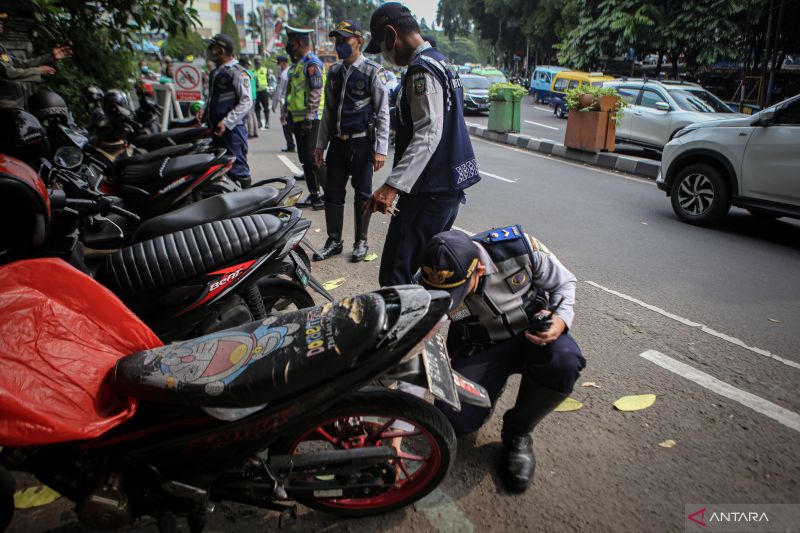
[297,191,324,210]
[499,380,568,493]
[313,203,344,261]
[351,199,372,262]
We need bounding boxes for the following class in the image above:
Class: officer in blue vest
[198,34,253,188]
[363,3,480,286]
[312,19,390,262]
[417,227,586,494]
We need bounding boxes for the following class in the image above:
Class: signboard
[173,62,203,102]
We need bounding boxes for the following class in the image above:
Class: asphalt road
[10,120,800,533]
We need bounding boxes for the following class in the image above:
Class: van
[549,71,616,118]
[529,66,568,103]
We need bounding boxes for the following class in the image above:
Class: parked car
[461,74,490,114]
[549,71,615,119]
[658,94,800,226]
[529,65,568,104]
[604,79,746,149]
[471,68,508,85]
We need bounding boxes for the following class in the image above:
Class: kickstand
[278,504,298,529]
[301,237,322,258]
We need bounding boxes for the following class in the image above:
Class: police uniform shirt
[384,42,443,193]
[274,65,290,113]
[316,55,390,156]
[449,231,577,342]
[205,58,253,129]
[0,45,55,109]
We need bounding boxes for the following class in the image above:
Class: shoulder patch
[483,226,522,243]
[307,64,317,76]
[527,235,551,255]
[413,73,426,95]
[505,269,531,294]
[0,53,10,63]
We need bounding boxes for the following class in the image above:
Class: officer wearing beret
[283,25,326,210]
[198,34,253,188]
[417,227,586,493]
[312,20,390,262]
[362,3,480,286]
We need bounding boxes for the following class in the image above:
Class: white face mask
[381,29,398,66]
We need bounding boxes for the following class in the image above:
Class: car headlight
[672,126,698,140]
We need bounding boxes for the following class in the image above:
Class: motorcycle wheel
[258,277,315,314]
[272,389,456,518]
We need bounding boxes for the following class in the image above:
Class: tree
[326,0,374,27]
[165,30,207,61]
[221,13,242,56]
[288,0,321,27]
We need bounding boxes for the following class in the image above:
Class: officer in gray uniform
[417,227,586,494]
[0,43,71,110]
[312,19,389,262]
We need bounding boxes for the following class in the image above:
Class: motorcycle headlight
[53,146,84,169]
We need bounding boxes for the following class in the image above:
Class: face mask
[381,28,398,65]
[335,42,353,60]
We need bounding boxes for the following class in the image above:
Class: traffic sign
[174,63,202,102]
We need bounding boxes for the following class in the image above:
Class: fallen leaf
[767,318,780,323]
[322,277,346,290]
[554,397,583,412]
[658,439,677,448]
[614,394,656,412]
[314,228,321,233]
[581,381,601,388]
[641,222,648,225]
[14,486,61,509]
[364,252,379,262]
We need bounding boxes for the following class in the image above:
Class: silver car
[604,80,746,149]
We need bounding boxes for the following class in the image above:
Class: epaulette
[482,225,523,243]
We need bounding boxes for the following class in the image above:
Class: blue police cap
[417,230,481,310]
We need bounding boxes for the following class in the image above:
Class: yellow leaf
[581,381,600,388]
[364,253,379,262]
[14,486,61,509]
[322,277,346,290]
[613,394,656,412]
[554,397,583,412]
[658,439,677,448]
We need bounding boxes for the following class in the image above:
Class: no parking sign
[174,62,203,102]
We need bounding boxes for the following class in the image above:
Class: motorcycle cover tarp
[0,258,162,446]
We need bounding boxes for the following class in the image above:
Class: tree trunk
[654,52,664,79]
[671,52,679,80]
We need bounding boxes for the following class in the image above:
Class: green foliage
[564,85,627,124]
[221,13,241,56]
[289,0,321,28]
[165,30,207,61]
[488,82,528,101]
[327,0,375,27]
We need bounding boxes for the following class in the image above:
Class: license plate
[422,333,461,411]
[293,255,310,287]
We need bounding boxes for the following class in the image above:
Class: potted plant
[487,82,528,133]
[563,86,626,152]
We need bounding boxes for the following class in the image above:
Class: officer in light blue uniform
[417,227,585,494]
[363,3,480,286]
[200,34,253,188]
[313,19,390,262]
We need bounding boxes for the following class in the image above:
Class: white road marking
[534,106,552,113]
[277,154,303,176]
[525,120,560,130]
[416,488,474,533]
[639,350,800,433]
[480,170,517,183]
[587,281,799,370]
[452,225,475,236]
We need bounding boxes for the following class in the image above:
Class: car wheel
[746,208,781,220]
[555,105,565,119]
[670,163,731,226]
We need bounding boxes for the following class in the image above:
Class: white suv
[604,80,745,149]
[657,94,800,225]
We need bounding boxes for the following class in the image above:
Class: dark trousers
[292,120,322,194]
[255,90,270,126]
[325,137,374,204]
[439,333,586,435]
[212,123,250,184]
[282,121,295,150]
[378,192,461,286]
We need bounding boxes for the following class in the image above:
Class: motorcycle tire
[272,388,456,518]
[257,277,315,314]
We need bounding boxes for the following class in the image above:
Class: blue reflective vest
[395,47,480,194]
[208,63,247,126]
[327,59,382,136]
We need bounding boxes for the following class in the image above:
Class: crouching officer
[417,227,586,493]
[199,34,253,188]
[312,20,390,262]
[283,25,326,210]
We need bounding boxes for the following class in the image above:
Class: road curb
[468,124,661,180]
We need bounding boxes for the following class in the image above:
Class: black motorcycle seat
[96,214,282,296]
[133,186,282,242]
[132,127,208,151]
[114,144,195,171]
[113,293,388,407]
[116,154,215,185]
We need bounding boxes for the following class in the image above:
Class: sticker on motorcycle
[179,259,257,314]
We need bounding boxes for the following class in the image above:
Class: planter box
[488,98,522,133]
[564,110,616,153]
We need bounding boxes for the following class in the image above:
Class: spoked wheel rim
[678,173,715,216]
[289,414,443,510]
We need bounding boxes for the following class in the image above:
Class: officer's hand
[52,46,73,60]
[196,109,205,123]
[373,153,386,172]
[38,65,56,76]
[365,183,398,215]
[214,121,227,137]
[312,148,324,168]
[525,316,566,346]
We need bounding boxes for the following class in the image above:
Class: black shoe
[500,433,535,493]
[352,199,371,262]
[313,237,344,261]
[265,124,270,129]
[295,173,305,181]
[352,239,369,262]
[297,193,325,210]
[282,147,296,153]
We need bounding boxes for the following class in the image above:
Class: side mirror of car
[752,109,775,127]
[655,101,670,112]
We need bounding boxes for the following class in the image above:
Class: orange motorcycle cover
[0,258,162,446]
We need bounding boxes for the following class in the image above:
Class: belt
[334,131,367,140]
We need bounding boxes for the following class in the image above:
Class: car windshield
[463,77,490,90]
[668,88,733,113]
